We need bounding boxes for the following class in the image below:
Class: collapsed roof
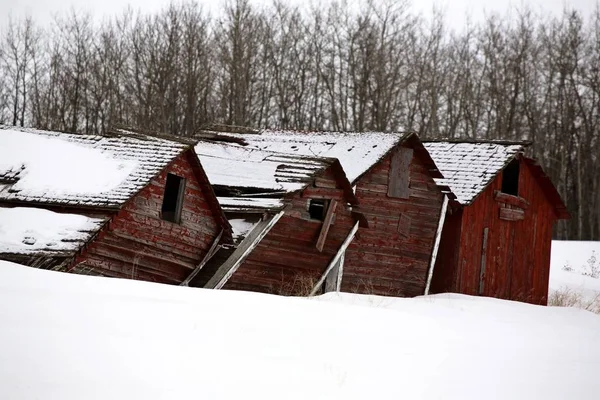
[196,129,413,185]
[0,206,106,270]
[194,140,357,213]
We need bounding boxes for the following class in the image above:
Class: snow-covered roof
[0,126,191,208]
[0,207,105,255]
[424,141,524,205]
[217,197,285,213]
[197,130,410,184]
[195,140,343,194]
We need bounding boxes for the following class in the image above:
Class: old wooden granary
[192,139,363,294]
[196,129,451,297]
[0,126,231,284]
[424,140,569,305]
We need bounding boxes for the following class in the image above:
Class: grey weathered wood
[325,252,344,293]
[424,195,449,295]
[205,211,284,290]
[336,252,345,292]
[388,147,413,199]
[316,199,337,252]
[310,221,359,296]
[479,227,489,295]
[180,229,223,286]
[499,207,525,221]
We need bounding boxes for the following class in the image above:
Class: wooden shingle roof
[424,141,524,205]
[196,129,412,185]
[0,126,191,209]
[195,140,358,212]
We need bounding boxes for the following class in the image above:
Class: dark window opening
[161,173,186,223]
[308,199,328,221]
[501,159,520,196]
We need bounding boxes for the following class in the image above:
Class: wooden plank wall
[431,159,557,305]
[342,144,445,297]
[71,152,220,284]
[222,168,357,295]
[511,161,556,305]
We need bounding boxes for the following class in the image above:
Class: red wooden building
[196,129,451,298]
[0,126,231,284]
[193,140,362,295]
[424,140,570,305]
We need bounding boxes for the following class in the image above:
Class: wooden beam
[180,229,223,286]
[479,227,489,295]
[316,199,337,252]
[424,195,449,295]
[310,221,360,296]
[205,211,284,290]
[494,190,529,209]
[388,147,413,199]
[325,252,345,293]
[499,208,525,221]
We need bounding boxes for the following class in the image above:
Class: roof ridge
[423,138,531,146]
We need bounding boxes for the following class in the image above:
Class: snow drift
[0,260,599,400]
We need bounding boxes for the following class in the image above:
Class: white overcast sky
[0,0,597,30]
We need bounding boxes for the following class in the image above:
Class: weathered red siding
[223,168,357,295]
[342,144,445,297]
[71,151,220,283]
[431,158,558,305]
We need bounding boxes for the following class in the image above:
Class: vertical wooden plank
[397,213,412,238]
[479,227,489,295]
[325,252,344,293]
[387,147,413,198]
[316,200,338,252]
[505,224,516,299]
[336,252,345,292]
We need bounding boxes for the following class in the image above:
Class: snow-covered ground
[1,259,599,400]
[550,240,600,307]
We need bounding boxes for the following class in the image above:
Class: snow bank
[1,260,599,400]
[0,207,104,253]
[550,240,600,303]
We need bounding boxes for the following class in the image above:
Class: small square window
[501,159,520,196]
[308,199,328,221]
[161,173,186,223]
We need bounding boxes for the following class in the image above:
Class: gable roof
[424,140,569,219]
[0,126,233,240]
[196,129,416,185]
[424,141,525,205]
[194,140,358,212]
[0,126,190,208]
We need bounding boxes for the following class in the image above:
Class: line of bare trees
[1,0,598,240]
